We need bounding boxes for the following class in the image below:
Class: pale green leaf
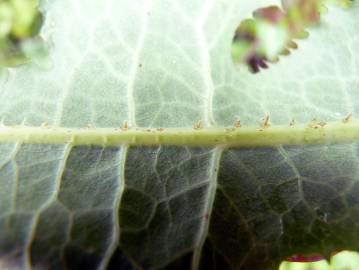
[0,1,358,270]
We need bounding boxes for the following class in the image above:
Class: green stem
[0,121,358,148]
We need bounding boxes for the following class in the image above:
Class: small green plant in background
[280,251,359,270]
[0,0,43,66]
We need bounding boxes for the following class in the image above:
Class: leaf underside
[0,0,359,269]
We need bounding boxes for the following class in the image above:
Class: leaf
[0,0,358,269]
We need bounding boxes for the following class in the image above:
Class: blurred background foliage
[232,0,355,72]
[280,251,359,270]
[0,0,44,66]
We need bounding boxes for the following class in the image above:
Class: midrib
[0,121,358,147]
